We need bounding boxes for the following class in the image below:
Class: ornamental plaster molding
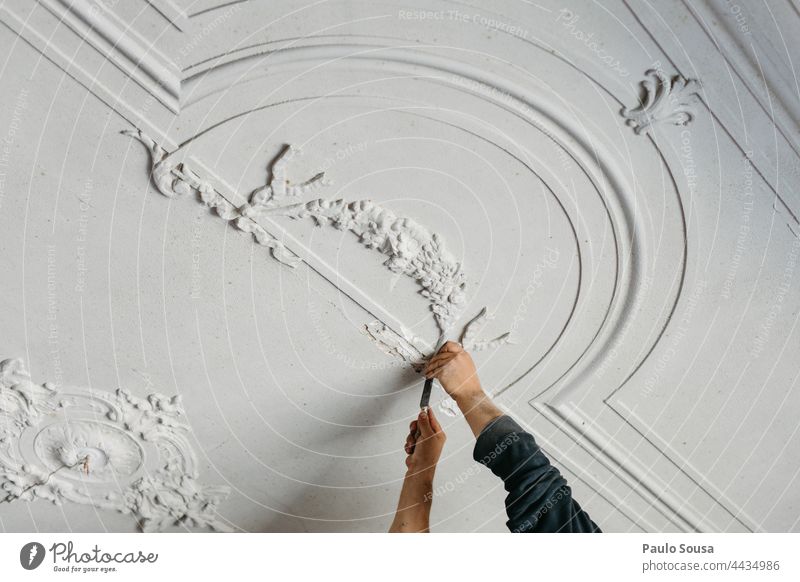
[0,358,231,532]
[621,69,700,135]
[125,130,512,345]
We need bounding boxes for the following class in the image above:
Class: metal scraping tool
[409,337,450,453]
[419,377,433,410]
[409,374,435,453]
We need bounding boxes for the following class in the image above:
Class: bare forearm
[390,408,446,533]
[389,473,433,532]
[455,389,504,438]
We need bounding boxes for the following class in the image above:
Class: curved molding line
[174,44,661,401]
[621,69,700,135]
[532,401,715,533]
[41,0,181,112]
[125,129,512,347]
[681,0,800,154]
[0,358,231,532]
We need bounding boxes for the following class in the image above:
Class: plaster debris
[363,321,425,369]
[438,396,461,417]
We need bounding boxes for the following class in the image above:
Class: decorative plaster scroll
[123,129,302,266]
[266,199,467,333]
[363,306,512,376]
[126,129,512,344]
[231,143,469,334]
[621,69,700,135]
[0,358,231,532]
[361,317,506,418]
[459,307,512,351]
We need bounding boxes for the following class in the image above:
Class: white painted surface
[0,0,797,532]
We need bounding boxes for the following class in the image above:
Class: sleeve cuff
[473,414,525,466]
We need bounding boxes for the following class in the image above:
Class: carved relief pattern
[0,358,231,532]
[362,309,512,419]
[126,130,512,344]
[459,307,512,351]
[621,69,700,135]
[267,198,468,332]
[34,422,144,482]
[364,308,511,367]
[123,129,304,267]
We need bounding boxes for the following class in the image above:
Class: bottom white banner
[1,533,797,581]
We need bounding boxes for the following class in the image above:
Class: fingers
[417,408,433,438]
[424,356,457,378]
[424,351,455,369]
[405,404,446,455]
[427,407,443,434]
[421,342,462,375]
[423,353,457,377]
[439,341,463,353]
[424,362,448,379]
[405,420,419,454]
[404,432,416,454]
[432,343,462,361]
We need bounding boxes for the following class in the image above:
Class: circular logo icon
[20,542,46,570]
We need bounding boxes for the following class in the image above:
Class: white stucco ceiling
[0,0,798,532]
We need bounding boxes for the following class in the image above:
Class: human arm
[424,342,601,533]
[421,341,503,437]
[388,407,446,532]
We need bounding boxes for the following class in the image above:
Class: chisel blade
[419,377,433,410]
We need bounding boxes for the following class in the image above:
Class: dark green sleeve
[473,415,601,533]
